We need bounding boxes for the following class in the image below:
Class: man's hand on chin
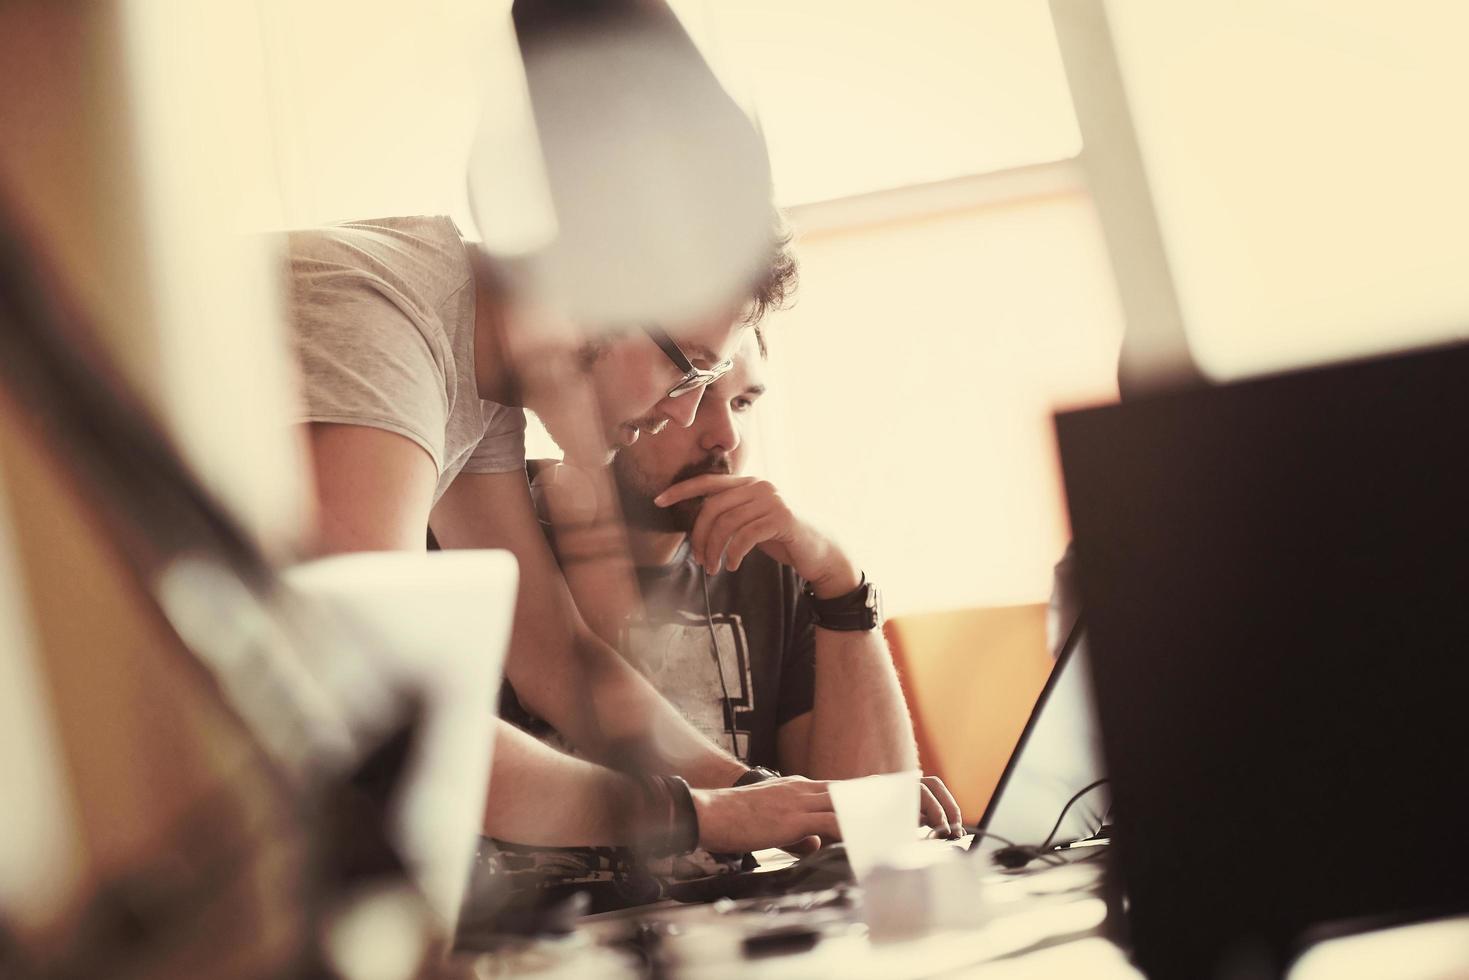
[653,474,860,596]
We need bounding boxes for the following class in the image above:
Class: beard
[613,453,732,533]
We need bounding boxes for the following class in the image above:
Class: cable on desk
[1038,778,1110,852]
[983,779,1111,871]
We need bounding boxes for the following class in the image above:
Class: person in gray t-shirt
[286,214,848,859]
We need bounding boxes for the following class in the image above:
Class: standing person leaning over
[286,213,840,858]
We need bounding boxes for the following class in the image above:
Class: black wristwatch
[734,766,781,787]
[804,574,882,632]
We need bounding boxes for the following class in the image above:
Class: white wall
[757,180,1124,616]
[671,0,1080,206]
[254,0,506,232]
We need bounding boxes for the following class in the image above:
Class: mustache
[670,455,732,486]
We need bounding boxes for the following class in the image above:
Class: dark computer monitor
[1056,341,1469,978]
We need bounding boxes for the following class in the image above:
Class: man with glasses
[614,328,953,817]
[490,325,962,906]
[286,215,843,860]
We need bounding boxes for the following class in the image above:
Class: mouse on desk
[990,845,1041,870]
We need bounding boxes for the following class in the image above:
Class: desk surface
[462,841,1135,978]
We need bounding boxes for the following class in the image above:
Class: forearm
[523,466,744,785]
[510,629,746,788]
[801,627,919,779]
[486,720,843,852]
[660,473,923,787]
[792,543,919,778]
[483,720,641,845]
[533,460,642,647]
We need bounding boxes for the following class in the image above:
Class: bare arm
[775,612,970,835]
[662,472,962,833]
[305,423,438,553]
[525,459,644,648]
[303,422,839,847]
[431,469,745,787]
[483,721,636,845]
[486,721,839,849]
[778,621,918,780]
[660,473,918,777]
[775,635,965,836]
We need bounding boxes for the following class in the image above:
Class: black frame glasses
[644,325,734,398]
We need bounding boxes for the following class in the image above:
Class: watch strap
[804,574,882,632]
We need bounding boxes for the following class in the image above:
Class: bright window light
[672,0,1081,205]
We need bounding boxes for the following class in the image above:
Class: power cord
[1038,778,1110,852]
[986,778,1111,870]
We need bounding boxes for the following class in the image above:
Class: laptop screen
[977,620,1108,849]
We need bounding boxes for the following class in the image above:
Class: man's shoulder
[288,214,462,253]
[287,215,471,304]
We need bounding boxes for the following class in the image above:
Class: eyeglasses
[644,325,734,399]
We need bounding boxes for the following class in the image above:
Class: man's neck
[627,528,690,568]
[467,245,521,404]
[469,243,587,421]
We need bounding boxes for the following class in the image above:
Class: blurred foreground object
[284,551,518,928]
[1052,0,1469,393]
[0,0,305,552]
[0,217,305,974]
[1288,915,1469,980]
[0,197,441,978]
[0,140,497,980]
[471,0,775,326]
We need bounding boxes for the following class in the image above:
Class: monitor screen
[979,626,1109,849]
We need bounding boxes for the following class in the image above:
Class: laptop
[974,617,1109,857]
[1056,341,1469,977]
[707,617,1111,896]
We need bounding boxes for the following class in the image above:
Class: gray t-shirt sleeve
[291,274,449,474]
[461,403,528,475]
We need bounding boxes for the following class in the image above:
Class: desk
[461,843,1137,978]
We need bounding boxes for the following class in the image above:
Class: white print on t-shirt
[624,612,754,761]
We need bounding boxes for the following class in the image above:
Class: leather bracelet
[630,774,700,857]
[657,775,700,856]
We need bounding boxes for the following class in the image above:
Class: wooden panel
[886,603,1054,820]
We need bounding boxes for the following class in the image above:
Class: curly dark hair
[744,226,798,358]
[577,223,796,364]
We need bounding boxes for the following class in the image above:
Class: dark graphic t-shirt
[501,540,816,766]
[473,543,817,907]
[620,541,817,769]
